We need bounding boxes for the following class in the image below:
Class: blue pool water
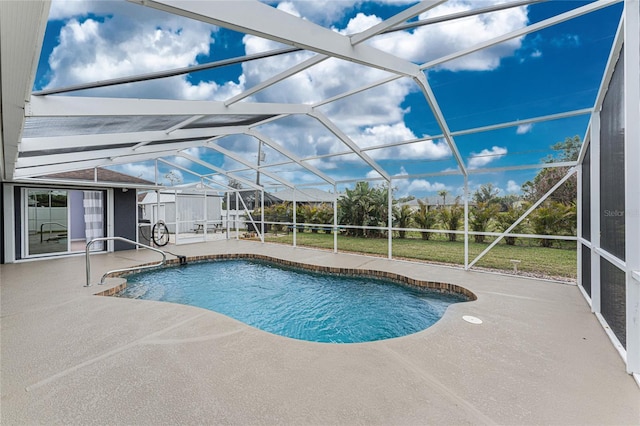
[118,259,467,343]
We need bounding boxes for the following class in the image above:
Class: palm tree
[530,201,576,247]
[370,184,391,237]
[473,183,500,204]
[439,198,463,241]
[315,203,334,233]
[338,181,375,237]
[394,204,413,239]
[414,200,437,240]
[494,205,527,246]
[438,189,449,207]
[469,201,499,243]
[338,181,401,238]
[296,204,307,232]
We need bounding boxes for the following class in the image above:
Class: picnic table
[193,221,222,233]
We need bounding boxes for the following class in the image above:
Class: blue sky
[35,0,622,198]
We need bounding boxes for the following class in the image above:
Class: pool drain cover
[462,315,482,324]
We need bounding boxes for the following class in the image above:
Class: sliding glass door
[23,188,106,258]
[26,189,69,256]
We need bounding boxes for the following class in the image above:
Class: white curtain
[84,191,104,251]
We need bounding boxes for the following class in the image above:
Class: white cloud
[368,0,529,71]
[276,1,356,26]
[467,146,507,169]
[353,123,451,160]
[506,179,521,193]
[112,162,156,183]
[406,179,448,193]
[366,169,387,180]
[49,0,110,20]
[42,0,529,183]
[238,1,529,166]
[392,167,448,197]
[241,30,418,164]
[516,123,533,134]
[44,0,243,100]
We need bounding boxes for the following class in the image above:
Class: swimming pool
[118,259,470,343]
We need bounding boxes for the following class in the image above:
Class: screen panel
[581,145,591,241]
[581,244,591,297]
[599,53,625,261]
[600,258,626,348]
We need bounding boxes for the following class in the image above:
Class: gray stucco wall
[113,189,137,251]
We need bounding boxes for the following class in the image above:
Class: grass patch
[259,231,576,279]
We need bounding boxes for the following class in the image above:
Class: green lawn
[258,231,577,279]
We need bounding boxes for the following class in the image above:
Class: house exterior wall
[1,184,123,262]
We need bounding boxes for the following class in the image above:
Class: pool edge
[103,253,477,301]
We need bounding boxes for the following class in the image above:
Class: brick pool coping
[97,253,477,301]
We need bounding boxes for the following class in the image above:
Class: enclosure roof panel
[0,0,624,197]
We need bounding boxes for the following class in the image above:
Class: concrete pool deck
[1,240,638,425]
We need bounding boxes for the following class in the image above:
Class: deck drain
[462,315,482,324]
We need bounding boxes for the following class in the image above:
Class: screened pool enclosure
[0,0,638,377]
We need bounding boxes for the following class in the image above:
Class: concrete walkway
[1,240,638,425]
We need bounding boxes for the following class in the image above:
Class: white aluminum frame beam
[14,159,116,179]
[578,123,592,165]
[468,161,576,174]
[225,53,326,107]
[468,167,577,269]
[594,14,624,112]
[420,0,622,70]
[414,73,467,176]
[589,112,602,314]
[309,111,391,181]
[133,0,421,78]
[26,95,311,117]
[177,153,261,191]
[13,147,184,179]
[164,115,205,134]
[451,108,593,137]
[311,0,545,107]
[200,176,234,192]
[32,0,533,98]
[157,158,206,181]
[246,130,335,185]
[224,157,576,186]
[313,0,621,114]
[225,0,445,137]
[282,108,591,165]
[313,75,401,109]
[0,1,50,180]
[351,1,446,45]
[205,142,294,188]
[16,138,223,169]
[623,0,640,375]
[156,158,240,193]
[15,176,159,190]
[20,126,250,152]
[33,46,299,96]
